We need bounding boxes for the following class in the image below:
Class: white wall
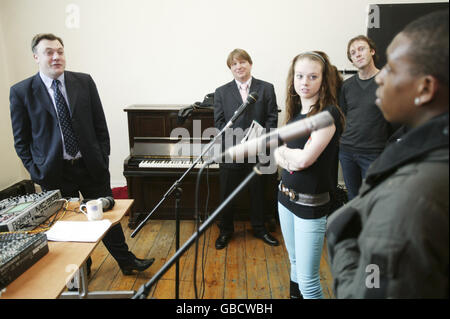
[0,13,29,190]
[0,0,447,188]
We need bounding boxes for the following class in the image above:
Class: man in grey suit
[214,48,279,249]
[9,33,154,276]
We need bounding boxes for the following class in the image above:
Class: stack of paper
[45,220,112,242]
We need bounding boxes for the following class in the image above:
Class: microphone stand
[132,163,261,299]
[130,102,252,299]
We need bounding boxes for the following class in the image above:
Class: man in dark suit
[9,33,154,276]
[213,48,279,249]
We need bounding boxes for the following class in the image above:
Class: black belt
[279,182,330,207]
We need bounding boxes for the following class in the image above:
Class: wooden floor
[85,216,335,299]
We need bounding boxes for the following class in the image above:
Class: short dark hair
[226,49,253,68]
[31,33,64,53]
[401,10,449,85]
[346,35,378,63]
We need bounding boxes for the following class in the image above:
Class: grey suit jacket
[9,71,110,189]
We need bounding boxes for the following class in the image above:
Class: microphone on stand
[207,110,334,164]
[227,92,259,126]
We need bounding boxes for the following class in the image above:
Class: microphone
[208,110,334,164]
[228,92,258,125]
[82,196,115,211]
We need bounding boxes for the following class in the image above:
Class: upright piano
[123,104,278,229]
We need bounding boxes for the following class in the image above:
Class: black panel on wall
[367,3,449,69]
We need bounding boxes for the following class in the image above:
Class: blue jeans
[278,202,327,299]
[339,150,380,200]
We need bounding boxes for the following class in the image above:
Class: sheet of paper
[242,120,264,143]
[45,220,112,242]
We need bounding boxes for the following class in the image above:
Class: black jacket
[213,77,278,167]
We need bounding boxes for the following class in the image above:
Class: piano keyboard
[138,160,219,169]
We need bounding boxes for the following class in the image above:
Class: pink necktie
[240,83,248,102]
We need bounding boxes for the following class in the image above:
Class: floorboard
[86,217,335,299]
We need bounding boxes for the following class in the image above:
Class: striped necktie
[52,80,79,157]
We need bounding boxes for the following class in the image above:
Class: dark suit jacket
[213,77,278,167]
[214,77,278,131]
[9,71,110,189]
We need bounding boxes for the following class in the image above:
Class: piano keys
[130,136,221,170]
[138,160,219,169]
[125,136,220,172]
[124,135,221,226]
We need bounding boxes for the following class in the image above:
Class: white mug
[79,199,104,221]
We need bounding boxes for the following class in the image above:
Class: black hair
[402,10,449,85]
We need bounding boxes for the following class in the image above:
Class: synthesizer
[0,190,63,232]
[0,232,49,290]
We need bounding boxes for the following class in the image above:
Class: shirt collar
[235,77,252,89]
[39,71,65,89]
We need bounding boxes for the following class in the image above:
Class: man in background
[339,35,395,200]
[213,48,279,249]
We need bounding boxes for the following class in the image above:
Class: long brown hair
[284,51,344,128]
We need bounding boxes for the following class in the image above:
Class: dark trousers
[339,150,380,200]
[218,164,267,236]
[44,159,134,266]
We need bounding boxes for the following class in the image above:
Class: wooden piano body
[123,104,278,229]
